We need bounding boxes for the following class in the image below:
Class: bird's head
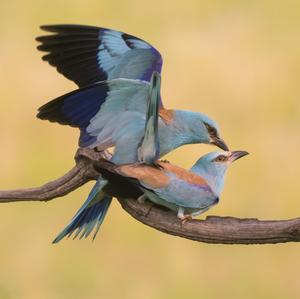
[191,150,249,196]
[176,111,229,151]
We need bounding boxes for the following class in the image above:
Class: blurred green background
[0,0,300,298]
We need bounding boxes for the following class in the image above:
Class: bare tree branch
[0,148,299,245]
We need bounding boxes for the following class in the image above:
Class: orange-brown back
[117,161,208,189]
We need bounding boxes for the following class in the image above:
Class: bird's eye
[213,155,228,162]
[204,123,217,137]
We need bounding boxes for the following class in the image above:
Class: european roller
[35,25,229,241]
[94,150,249,220]
[36,24,228,160]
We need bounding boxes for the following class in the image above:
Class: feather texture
[53,180,112,243]
[37,24,162,87]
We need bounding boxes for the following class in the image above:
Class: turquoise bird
[91,150,249,220]
[36,25,229,241]
[94,150,249,220]
[36,25,228,161]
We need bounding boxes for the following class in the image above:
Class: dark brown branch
[0,147,300,245]
[0,151,96,202]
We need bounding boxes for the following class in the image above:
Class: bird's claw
[159,159,170,164]
[180,215,193,224]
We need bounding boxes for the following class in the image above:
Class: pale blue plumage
[191,152,229,196]
[51,73,164,242]
[143,174,216,213]
[41,77,226,242]
[97,29,159,82]
[37,25,162,87]
[37,25,230,242]
[128,151,248,218]
[138,71,160,164]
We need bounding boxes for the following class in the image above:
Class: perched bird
[96,151,248,219]
[36,26,228,162]
[36,25,229,241]
[52,151,248,242]
[94,151,249,220]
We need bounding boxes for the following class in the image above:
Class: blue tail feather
[53,180,112,243]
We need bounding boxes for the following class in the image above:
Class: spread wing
[37,78,151,148]
[36,24,163,87]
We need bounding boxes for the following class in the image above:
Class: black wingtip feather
[36,86,80,125]
[37,81,108,128]
[36,24,162,88]
[40,24,101,34]
[36,97,69,125]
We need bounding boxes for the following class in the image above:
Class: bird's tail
[53,179,112,243]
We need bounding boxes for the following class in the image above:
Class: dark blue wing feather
[37,81,109,128]
[37,78,151,148]
[36,24,162,87]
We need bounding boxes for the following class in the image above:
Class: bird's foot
[180,214,193,224]
[177,207,193,224]
[159,159,170,164]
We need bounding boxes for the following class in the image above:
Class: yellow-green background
[0,1,300,298]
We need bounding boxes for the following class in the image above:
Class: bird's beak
[211,137,229,151]
[229,150,249,162]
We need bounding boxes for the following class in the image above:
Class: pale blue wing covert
[142,173,218,210]
[36,24,162,87]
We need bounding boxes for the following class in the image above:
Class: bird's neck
[205,173,226,197]
[158,110,197,157]
[191,165,227,197]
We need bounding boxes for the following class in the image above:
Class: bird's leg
[179,207,211,224]
[177,207,185,219]
[137,194,147,204]
[177,207,193,224]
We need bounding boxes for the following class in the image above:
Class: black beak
[211,137,229,151]
[229,150,249,162]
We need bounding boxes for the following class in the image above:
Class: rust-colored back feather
[117,164,170,188]
[159,108,174,124]
[117,161,208,189]
[157,161,209,186]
